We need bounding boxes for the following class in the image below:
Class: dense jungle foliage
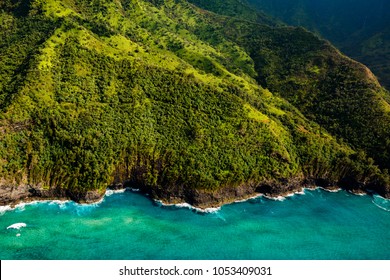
[0,0,389,200]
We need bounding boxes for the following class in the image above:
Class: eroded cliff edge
[1,174,388,209]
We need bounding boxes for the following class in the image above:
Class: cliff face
[2,175,387,209]
[0,183,103,206]
[0,0,389,207]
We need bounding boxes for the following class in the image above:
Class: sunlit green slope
[0,0,389,205]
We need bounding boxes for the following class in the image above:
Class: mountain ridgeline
[246,0,390,89]
[0,0,389,207]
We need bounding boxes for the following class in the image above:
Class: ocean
[0,188,389,259]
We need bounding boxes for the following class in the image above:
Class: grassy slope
[0,0,389,203]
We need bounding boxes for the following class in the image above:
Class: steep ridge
[0,0,389,208]
[190,0,390,187]
[246,0,390,89]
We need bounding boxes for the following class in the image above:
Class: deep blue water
[0,189,389,260]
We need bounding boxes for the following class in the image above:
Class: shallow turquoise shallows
[0,189,389,260]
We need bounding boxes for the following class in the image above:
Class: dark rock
[1,173,388,208]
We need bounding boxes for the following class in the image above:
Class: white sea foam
[254,188,311,202]
[14,201,41,212]
[264,195,286,201]
[372,201,390,212]
[159,193,267,212]
[16,233,21,237]
[235,189,308,205]
[286,193,296,198]
[155,200,221,213]
[48,200,68,205]
[372,195,390,212]
[319,187,341,193]
[295,189,306,195]
[1,199,70,214]
[7,223,27,230]
[193,206,221,213]
[47,200,69,210]
[234,194,263,204]
[286,189,308,197]
[234,198,251,203]
[14,203,26,211]
[1,187,127,214]
[105,188,127,197]
[25,198,103,214]
[351,192,367,196]
[105,190,114,197]
[0,205,12,215]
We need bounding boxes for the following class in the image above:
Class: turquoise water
[0,189,389,260]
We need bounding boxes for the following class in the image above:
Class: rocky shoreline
[0,183,104,208]
[1,176,387,209]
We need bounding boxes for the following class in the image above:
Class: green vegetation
[246,0,390,89]
[220,21,390,171]
[0,0,389,203]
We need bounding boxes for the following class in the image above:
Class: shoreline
[1,185,384,215]
[154,200,221,213]
[2,172,389,210]
[0,188,128,215]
